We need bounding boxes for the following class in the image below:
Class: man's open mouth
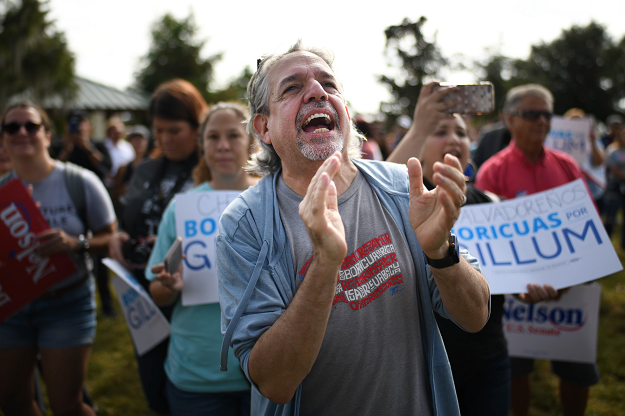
[302,113,335,134]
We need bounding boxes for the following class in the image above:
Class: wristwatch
[77,234,90,253]
[424,233,460,269]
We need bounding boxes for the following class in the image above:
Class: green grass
[2,242,624,415]
[83,304,151,416]
[524,239,625,416]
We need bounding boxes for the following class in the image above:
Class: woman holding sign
[146,102,257,416]
[0,102,116,416]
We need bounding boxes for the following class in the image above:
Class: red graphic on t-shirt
[297,233,403,311]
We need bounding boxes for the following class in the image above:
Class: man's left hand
[407,154,466,259]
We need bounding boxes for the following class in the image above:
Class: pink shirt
[475,141,583,200]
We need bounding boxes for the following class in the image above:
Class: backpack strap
[0,171,16,188]
[62,162,88,230]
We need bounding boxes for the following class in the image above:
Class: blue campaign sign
[102,258,170,356]
[544,116,591,166]
[175,190,241,306]
[453,179,622,294]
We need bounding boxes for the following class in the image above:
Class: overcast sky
[47,0,625,115]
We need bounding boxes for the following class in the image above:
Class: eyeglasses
[2,121,43,135]
[511,110,553,121]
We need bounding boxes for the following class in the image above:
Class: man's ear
[253,114,272,145]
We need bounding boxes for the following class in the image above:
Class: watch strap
[78,234,90,253]
[424,233,460,269]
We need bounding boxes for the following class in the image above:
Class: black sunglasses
[2,121,43,135]
[512,110,553,121]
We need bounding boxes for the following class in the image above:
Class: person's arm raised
[407,155,490,332]
[248,153,347,404]
[387,82,458,164]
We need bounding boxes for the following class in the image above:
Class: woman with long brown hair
[109,79,207,416]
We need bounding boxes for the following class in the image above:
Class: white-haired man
[475,84,600,416]
[217,41,490,416]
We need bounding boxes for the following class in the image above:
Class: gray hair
[245,40,365,176]
[503,84,554,116]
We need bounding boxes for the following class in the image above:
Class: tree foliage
[380,18,624,125]
[0,0,76,107]
[207,66,253,104]
[134,13,221,99]
[379,16,447,127]
[476,22,625,121]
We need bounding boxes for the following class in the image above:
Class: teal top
[146,182,249,393]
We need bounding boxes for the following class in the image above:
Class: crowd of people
[0,39,622,416]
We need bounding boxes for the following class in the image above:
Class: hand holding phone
[164,237,183,275]
[434,82,495,115]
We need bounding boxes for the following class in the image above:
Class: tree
[477,22,625,121]
[379,16,447,128]
[134,13,221,99]
[0,0,76,107]
[207,66,253,104]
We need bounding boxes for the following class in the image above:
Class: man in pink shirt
[475,84,599,416]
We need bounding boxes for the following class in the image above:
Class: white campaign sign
[453,179,622,294]
[102,258,170,356]
[503,284,601,363]
[544,116,591,167]
[175,191,240,306]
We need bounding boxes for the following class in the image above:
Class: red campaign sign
[0,178,77,323]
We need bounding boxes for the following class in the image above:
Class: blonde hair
[193,102,252,184]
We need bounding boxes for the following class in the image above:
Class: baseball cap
[126,125,150,139]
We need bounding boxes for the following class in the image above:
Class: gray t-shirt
[277,171,433,416]
[19,161,116,291]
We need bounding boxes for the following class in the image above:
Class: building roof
[41,77,150,111]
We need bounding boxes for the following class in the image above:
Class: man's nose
[304,80,328,103]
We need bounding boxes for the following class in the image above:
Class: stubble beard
[295,102,344,161]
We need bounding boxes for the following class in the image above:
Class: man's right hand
[298,152,347,267]
[249,152,348,404]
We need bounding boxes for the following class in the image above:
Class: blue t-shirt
[146,182,249,393]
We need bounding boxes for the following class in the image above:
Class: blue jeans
[166,376,251,416]
[452,354,511,416]
[0,277,96,349]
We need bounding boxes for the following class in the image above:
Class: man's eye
[208,135,219,140]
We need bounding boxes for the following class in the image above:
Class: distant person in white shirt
[104,117,135,190]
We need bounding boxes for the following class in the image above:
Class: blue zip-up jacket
[217,158,486,416]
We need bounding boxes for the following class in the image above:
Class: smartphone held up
[164,237,183,275]
[436,82,495,115]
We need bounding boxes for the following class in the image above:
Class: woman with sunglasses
[0,102,116,416]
